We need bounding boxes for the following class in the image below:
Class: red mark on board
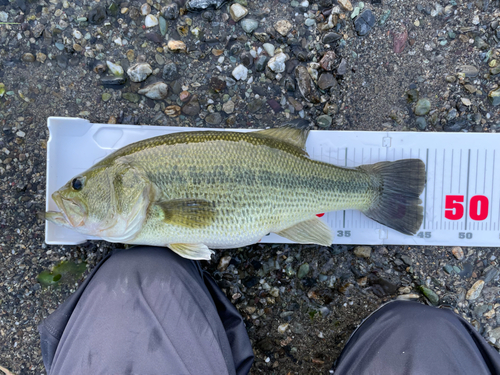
[469,195,489,221]
[444,195,464,220]
[316,213,325,218]
[444,195,489,221]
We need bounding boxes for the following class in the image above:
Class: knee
[99,246,202,280]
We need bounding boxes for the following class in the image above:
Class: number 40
[444,195,489,221]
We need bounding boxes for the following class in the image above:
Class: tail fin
[360,159,426,235]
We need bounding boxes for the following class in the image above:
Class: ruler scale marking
[491,149,495,231]
[483,149,487,195]
[441,149,446,230]
[459,149,462,193]
[432,149,438,230]
[475,149,479,195]
[465,149,471,231]
[451,149,454,230]
[343,147,348,229]
[424,149,429,230]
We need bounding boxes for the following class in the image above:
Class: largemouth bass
[45,127,426,260]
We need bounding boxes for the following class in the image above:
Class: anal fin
[168,243,214,260]
[275,217,332,246]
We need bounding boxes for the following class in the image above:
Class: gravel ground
[1,0,500,373]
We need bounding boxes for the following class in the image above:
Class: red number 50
[444,195,489,221]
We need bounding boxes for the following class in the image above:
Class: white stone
[168,40,186,52]
[300,0,309,7]
[263,43,275,57]
[232,64,248,81]
[230,3,248,22]
[138,82,169,100]
[72,29,82,39]
[274,20,293,36]
[466,280,485,300]
[277,323,289,334]
[141,3,151,16]
[106,61,124,76]
[145,14,158,28]
[127,62,153,82]
[223,100,235,114]
[267,52,287,73]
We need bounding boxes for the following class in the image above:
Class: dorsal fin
[255,125,310,153]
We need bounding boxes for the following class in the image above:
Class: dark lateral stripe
[152,168,372,194]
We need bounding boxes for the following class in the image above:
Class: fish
[45,127,426,260]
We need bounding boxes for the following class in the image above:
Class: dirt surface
[1,0,500,373]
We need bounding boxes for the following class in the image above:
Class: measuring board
[45,117,500,247]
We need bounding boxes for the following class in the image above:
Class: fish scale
[127,134,373,248]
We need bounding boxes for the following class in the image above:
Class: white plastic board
[45,117,500,247]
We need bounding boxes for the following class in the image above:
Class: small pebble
[452,246,464,260]
[419,285,439,305]
[223,100,235,114]
[165,105,181,117]
[458,65,479,78]
[297,263,309,279]
[101,92,112,102]
[127,62,153,82]
[145,14,158,28]
[230,3,248,22]
[241,18,259,33]
[141,3,151,16]
[21,53,35,63]
[414,98,431,115]
[353,246,371,258]
[0,11,8,22]
[163,3,179,20]
[267,52,287,73]
[263,43,275,57]
[316,115,332,128]
[168,40,187,52]
[106,61,124,76]
[274,20,293,36]
[443,264,454,274]
[138,82,169,100]
[36,52,47,63]
[232,64,248,80]
[338,0,353,11]
[466,280,485,300]
[217,255,232,271]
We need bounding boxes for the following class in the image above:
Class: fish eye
[71,177,83,191]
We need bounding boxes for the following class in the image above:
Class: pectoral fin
[275,217,332,246]
[168,243,214,260]
[155,199,216,228]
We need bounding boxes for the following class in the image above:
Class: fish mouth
[48,191,86,228]
[44,211,72,228]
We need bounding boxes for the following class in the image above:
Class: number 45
[444,195,489,221]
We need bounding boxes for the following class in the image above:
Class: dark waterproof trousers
[39,247,500,375]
